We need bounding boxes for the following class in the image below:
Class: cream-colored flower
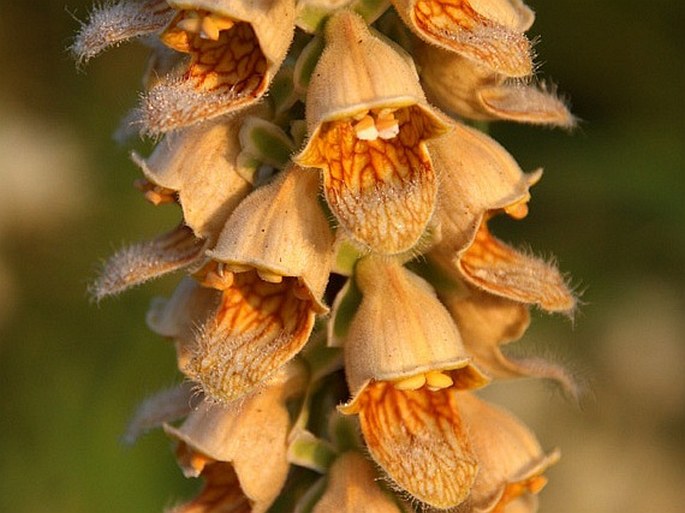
[415,40,575,127]
[131,116,253,244]
[428,123,575,314]
[165,364,306,513]
[338,255,488,510]
[391,0,535,76]
[296,11,450,255]
[456,392,560,513]
[187,166,334,402]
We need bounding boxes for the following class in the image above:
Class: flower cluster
[74,0,579,511]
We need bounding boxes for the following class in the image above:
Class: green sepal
[294,36,325,95]
[288,429,338,473]
[328,277,362,347]
[239,116,296,169]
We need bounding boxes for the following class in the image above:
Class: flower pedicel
[74,1,580,511]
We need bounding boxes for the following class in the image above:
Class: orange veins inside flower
[189,269,316,401]
[161,11,267,98]
[356,382,478,508]
[312,106,438,254]
[413,0,531,76]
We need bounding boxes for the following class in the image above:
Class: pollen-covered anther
[173,10,236,41]
[133,178,176,206]
[393,370,454,391]
[352,110,400,141]
[194,261,234,290]
[504,196,530,220]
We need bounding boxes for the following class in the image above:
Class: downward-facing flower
[91,115,254,301]
[337,255,488,509]
[456,392,560,513]
[311,452,404,513]
[414,40,575,127]
[164,363,306,513]
[131,116,253,244]
[188,166,334,402]
[296,11,451,255]
[390,0,535,76]
[428,123,576,314]
[140,0,296,133]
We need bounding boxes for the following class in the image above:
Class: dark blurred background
[1,1,683,512]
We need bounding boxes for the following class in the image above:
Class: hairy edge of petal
[71,0,173,65]
[355,382,478,510]
[458,222,576,314]
[89,224,207,301]
[187,271,316,403]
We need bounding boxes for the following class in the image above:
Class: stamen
[504,197,530,219]
[353,115,378,141]
[133,178,176,205]
[375,110,400,140]
[393,374,427,391]
[425,370,454,391]
[195,261,234,290]
[257,269,284,283]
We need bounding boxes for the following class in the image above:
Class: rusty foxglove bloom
[338,256,489,509]
[296,11,450,255]
[415,40,575,127]
[165,363,306,513]
[76,2,581,512]
[188,166,334,402]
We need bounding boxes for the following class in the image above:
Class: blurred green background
[0,1,683,512]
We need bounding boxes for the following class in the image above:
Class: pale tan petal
[165,379,294,512]
[356,382,478,509]
[132,118,252,243]
[138,0,295,134]
[391,0,533,76]
[415,43,575,127]
[123,383,197,444]
[146,276,222,372]
[187,270,317,402]
[429,122,533,256]
[458,222,576,314]
[207,166,334,311]
[312,452,402,513]
[90,224,208,301]
[456,392,559,513]
[71,0,173,64]
[341,256,488,402]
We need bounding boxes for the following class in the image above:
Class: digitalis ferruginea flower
[296,10,450,255]
[415,40,576,127]
[165,363,306,513]
[76,2,582,511]
[338,256,489,509]
[187,167,333,402]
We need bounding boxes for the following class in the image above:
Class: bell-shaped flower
[456,392,560,513]
[428,124,575,314]
[296,11,451,255]
[138,0,296,134]
[311,452,404,513]
[187,166,334,403]
[390,0,535,76]
[414,40,575,128]
[131,116,253,244]
[164,363,306,513]
[338,255,489,510]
